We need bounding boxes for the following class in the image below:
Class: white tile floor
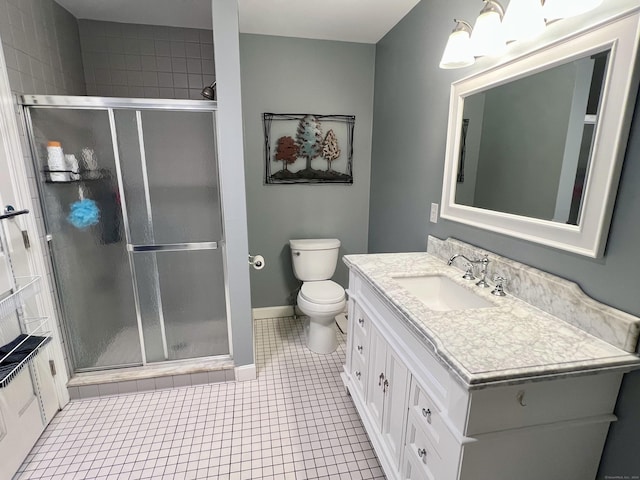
[14,317,385,480]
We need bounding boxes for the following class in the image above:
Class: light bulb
[502,0,546,42]
[470,1,507,57]
[440,20,475,69]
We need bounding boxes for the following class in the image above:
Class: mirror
[441,11,640,257]
[455,51,608,226]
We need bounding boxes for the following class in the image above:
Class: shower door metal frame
[21,95,233,372]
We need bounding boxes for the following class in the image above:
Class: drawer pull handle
[383,379,389,393]
[422,408,432,423]
[358,318,365,326]
[418,448,427,459]
[355,371,361,379]
[379,372,385,386]
[517,390,527,407]
[357,345,363,353]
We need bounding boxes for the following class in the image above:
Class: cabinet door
[366,324,386,431]
[382,346,409,469]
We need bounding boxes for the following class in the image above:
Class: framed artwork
[263,113,355,184]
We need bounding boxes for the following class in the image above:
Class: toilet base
[307,316,337,354]
[296,289,345,355]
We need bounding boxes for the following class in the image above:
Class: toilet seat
[300,280,345,305]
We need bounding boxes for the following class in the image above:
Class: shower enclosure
[21,96,229,372]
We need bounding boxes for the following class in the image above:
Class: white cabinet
[366,324,409,470]
[343,298,409,474]
[342,270,625,480]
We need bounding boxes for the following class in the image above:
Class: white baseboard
[252,305,295,320]
[234,364,257,381]
[253,304,347,320]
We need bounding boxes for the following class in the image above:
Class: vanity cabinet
[366,323,409,470]
[347,301,409,471]
[343,270,624,480]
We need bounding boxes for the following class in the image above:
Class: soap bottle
[65,154,80,181]
[47,141,68,182]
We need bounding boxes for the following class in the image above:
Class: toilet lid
[300,281,345,305]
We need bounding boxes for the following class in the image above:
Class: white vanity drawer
[408,377,459,455]
[465,372,623,435]
[402,445,431,480]
[349,352,367,399]
[351,322,369,365]
[404,419,439,480]
[352,303,369,340]
[404,412,459,480]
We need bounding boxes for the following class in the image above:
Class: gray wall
[239,34,375,308]
[78,19,215,100]
[368,0,640,476]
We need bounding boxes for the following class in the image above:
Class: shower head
[201,81,216,100]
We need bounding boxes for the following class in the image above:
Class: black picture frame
[263,113,355,185]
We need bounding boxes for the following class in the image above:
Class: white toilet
[289,238,346,354]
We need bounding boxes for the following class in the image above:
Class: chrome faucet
[448,253,490,288]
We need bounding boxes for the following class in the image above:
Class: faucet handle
[491,275,507,296]
[462,262,475,280]
[475,254,491,288]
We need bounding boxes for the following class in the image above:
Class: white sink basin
[393,275,493,312]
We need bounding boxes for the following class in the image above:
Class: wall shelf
[0,276,41,321]
[0,317,51,389]
[42,168,109,183]
[0,276,40,319]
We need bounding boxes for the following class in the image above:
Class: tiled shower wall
[0,0,86,375]
[0,0,86,96]
[78,20,215,100]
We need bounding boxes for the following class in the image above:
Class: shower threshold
[66,355,235,400]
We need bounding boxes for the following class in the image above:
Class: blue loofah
[67,198,100,229]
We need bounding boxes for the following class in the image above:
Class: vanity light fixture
[439,0,606,69]
[470,0,507,57]
[439,20,475,69]
[502,0,546,42]
[543,0,604,21]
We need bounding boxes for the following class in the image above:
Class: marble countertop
[344,252,640,387]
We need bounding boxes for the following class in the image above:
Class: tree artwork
[274,136,299,171]
[295,115,323,170]
[321,129,341,171]
[263,113,355,184]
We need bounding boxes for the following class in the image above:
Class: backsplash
[427,236,640,353]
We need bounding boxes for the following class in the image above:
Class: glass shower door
[114,109,228,363]
[27,108,142,370]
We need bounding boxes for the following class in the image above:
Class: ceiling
[54,0,421,44]
[238,0,421,43]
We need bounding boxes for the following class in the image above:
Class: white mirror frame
[441,8,640,258]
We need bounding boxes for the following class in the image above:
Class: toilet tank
[289,238,341,281]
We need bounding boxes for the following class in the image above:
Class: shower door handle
[127,242,218,253]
